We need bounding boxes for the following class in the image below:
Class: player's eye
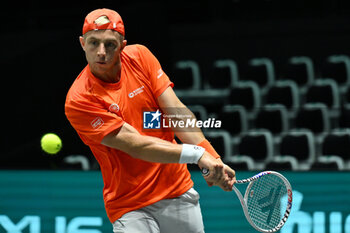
[105,42,116,49]
[89,40,98,46]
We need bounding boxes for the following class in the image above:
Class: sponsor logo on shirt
[109,103,120,113]
[128,86,144,98]
[91,117,104,129]
[157,69,164,79]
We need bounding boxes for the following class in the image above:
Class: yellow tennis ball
[41,133,62,154]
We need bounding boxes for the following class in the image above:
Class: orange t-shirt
[65,44,193,223]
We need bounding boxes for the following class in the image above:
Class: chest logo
[128,85,145,98]
[109,103,120,114]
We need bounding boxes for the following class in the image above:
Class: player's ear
[79,36,86,51]
[120,39,127,51]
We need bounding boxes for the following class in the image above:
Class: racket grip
[201,168,210,176]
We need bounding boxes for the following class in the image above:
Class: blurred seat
[175,89,229,115]
[226,155,255,171]
[265,80,300,116]
[339,104,350,128]
[206,59,239,90]
[278,129,316,170]
[188,105,208,122]
[342,86,350,105]
[219,105,248,137]
[173,60,201,90]
[254,104,289,135]
[294,103,330,135]
[305,79,340,118]
[321,130,350,169]
[203,130,256,170]
[280,56,315,94]
[228,81,261,118]
[310,156,345,171]
[241,57,275,94]
[236,130,274,170]
[204,130,232,159]
[320,55,350,91]
[63,155,91,171]
[265,156,298,171]
[225,161,252,171]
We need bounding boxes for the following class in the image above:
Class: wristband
[179,144,205,164]
[197,139,220,159]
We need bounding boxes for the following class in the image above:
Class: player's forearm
[163,106,205,144]
[173,106,205,144]
[157,87,206,144]
[175,130,205,145]
[162,106,220,159]
[102,123,183,163]
[125,134,182,163]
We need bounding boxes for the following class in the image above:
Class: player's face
[80,30,126,78]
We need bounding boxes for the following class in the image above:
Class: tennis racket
[201,169,292,233]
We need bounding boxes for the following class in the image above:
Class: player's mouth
[96,61,107,65]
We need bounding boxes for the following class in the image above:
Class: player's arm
[157,86,225,158]
[157,87,206,145]
[102,122,182,163]
[157,87,236,187]
[101,122,232,190]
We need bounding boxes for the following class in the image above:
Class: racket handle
[201,168,210,176]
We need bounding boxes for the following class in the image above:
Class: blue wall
[0,170,349,232]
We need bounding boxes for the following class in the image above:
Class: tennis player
[65,8,236,233]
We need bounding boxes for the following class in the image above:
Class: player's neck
[91,63,122,83]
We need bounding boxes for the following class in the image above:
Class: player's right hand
[198,152,234,191]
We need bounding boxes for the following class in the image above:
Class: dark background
[1,0,350,169]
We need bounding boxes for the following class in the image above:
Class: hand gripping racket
[201,169,292,232]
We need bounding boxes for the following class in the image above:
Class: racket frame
[234,171,292,232]
[201,169,292,233]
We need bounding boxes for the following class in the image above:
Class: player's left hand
[205,159,236,191]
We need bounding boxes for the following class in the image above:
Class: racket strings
[246,174,287,230]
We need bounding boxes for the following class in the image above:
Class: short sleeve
[137,45,174,98]
[65,98,125,145]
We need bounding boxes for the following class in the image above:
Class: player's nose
[97,43,106,57]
